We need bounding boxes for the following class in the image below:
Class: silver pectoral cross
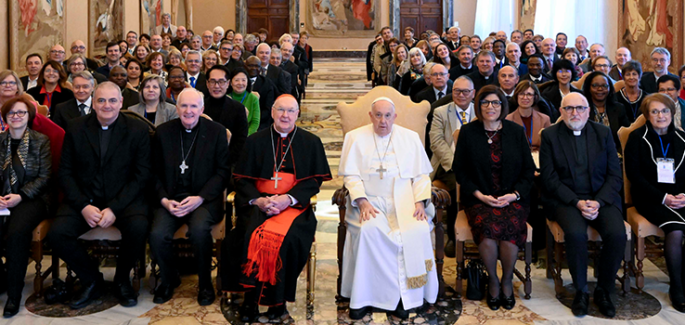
[271,172,283,188]
[180,161,189,174]
[376,164,387,179]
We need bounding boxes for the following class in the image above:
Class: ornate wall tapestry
[90,0,125,56]
[10,0,66,74]
[306,0,380,37]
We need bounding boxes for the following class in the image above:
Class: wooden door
[400,0,443,35]
[246,0,289,43]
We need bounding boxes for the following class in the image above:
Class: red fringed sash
[242,172,307,285]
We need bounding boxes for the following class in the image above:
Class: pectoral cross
[179,161,189,174]
[376,164,387,179]
[271,172,282,188]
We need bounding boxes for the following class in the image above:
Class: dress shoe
[3,298,20,318]
[349,306,370,320]
[571,291,589,317]
[239,302,259,322]
[390,300,409,320]
[197,286,216,306]
[593,286,616,317]
[44,279,71,305]
[444,240,456,258]
[500,291,516,310]
[486,291,500,311]
[69,278,105,309]
[669,288,685,313]
[266,304,288,319]
[113,280,138,307]
[153,277,181,304]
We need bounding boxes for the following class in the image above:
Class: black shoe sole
[153,295,173,304]
[69,291,104,310]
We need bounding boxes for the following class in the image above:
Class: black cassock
[222,126,331,306]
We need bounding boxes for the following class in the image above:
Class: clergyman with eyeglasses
[539,92,626,318]
[222,94,331,321]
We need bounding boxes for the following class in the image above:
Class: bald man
[339,97,438,320]
[541,38,559,74]
[609,47,631,81]
[539,93,625,318]
[69,40,100,71]
[256,43,290,96]
[48,44,66,64]
[150,88,230,306]
[48,81,152,309]
[223,95,331,321]
[497,65,520,98]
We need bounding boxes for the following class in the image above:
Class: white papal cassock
[338,124,438,310]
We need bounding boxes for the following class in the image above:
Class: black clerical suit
[47,113,151,287]
[150,118,230,288]
[222,126,331,306]
[265,64,289,96]
[448,65,474,81]
[250,75,277,131]
[539,121,626,294]
[465,70,497,92]
[52,98,91,130]
[203,94,248,167]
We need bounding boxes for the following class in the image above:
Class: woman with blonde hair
[202,50,219,74]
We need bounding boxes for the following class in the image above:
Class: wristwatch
[514,191,521,201]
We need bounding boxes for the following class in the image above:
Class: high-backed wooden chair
[450,128,534,299]
[332,85,451,298]
[618,115,664,292]
[614,80,625,93]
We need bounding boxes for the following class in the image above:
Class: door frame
[391,0,453,36]
[235,0,299,35]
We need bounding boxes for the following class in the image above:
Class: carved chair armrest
[431,186,451,224]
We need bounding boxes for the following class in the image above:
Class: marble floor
[1,58,683,324]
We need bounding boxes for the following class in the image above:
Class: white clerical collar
[503,89,515,97]
[573,130,581,136]
[461,63,472,69]
[250,77,257,83]
[273,125,291,138]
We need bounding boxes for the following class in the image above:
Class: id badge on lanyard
[657,158,675,184]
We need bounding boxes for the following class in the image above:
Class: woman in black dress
[454,85,536,311]
[625,93,685,312]
[583,71,630,152]
[617,60,645,123]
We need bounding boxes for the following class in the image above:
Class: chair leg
[546,227,554,279]
[32,240,43,298]
[622,238,631,295]
[636,236,645,293]
[149,259,158,294]
[455,240,464,298]
[524,241,532,299]
[553,242,564,299]
[52,253,60,280]
[215,239,223,294]
[306,243,316,318]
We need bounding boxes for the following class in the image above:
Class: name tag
[657,158,675,184]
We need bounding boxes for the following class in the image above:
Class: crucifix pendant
[271,172,283,188]
[488,139,493,144]
[376,164,387,179]
[180,160,189,174]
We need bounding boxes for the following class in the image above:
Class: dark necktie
[189,76,196,88]
[547,58,553,71]
[261,68,267,77]
[78,103,87,116]
[437,91,444,100]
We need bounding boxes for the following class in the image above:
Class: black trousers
[0,198,47,299]
[47,210,148,286]
[553,204,626,293]
[149,206,222,288]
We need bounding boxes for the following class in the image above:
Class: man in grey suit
[429,75,476,257]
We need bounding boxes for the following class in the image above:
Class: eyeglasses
[220,48,233,51]
[275,108,298,115]
[561,106,589,113]
[659,88,677,92]
[50,50,65,55]
[479,100,502,108]
[650,108,671,116]
[169,75,185,80]
[208,79,227,86]
[591,83,609,89]
[7,111,28,118]
[0,81,17,87]
[594,64,610,69]
[70,62,85,67]
[431,72,448,77]
[453,89,473,95]
[186,59,201,64]
[518,92,535,98]
[652,58,668,64]
[71,46,86,51]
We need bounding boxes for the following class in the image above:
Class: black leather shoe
[113,280,138,307]
[197,287,216,306]
[390,300,409,320]
[445,240,456,258]
[594,286,615,318]
[571,291,589,317]
[486,291,500,311]
[349,306,370,320]
[500,291,516,310]
[670,288,685,312]
[3,298,20,318]
[266,304,288,319]
[153,284,175,304]
[239,302,259,322]
[44,279,71,305]
[69,278,105,309]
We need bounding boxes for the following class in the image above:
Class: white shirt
[26,76,38,90]
[76,97,92,115]
[187,72,200,87]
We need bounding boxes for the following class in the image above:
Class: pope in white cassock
[338,97,438,320]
